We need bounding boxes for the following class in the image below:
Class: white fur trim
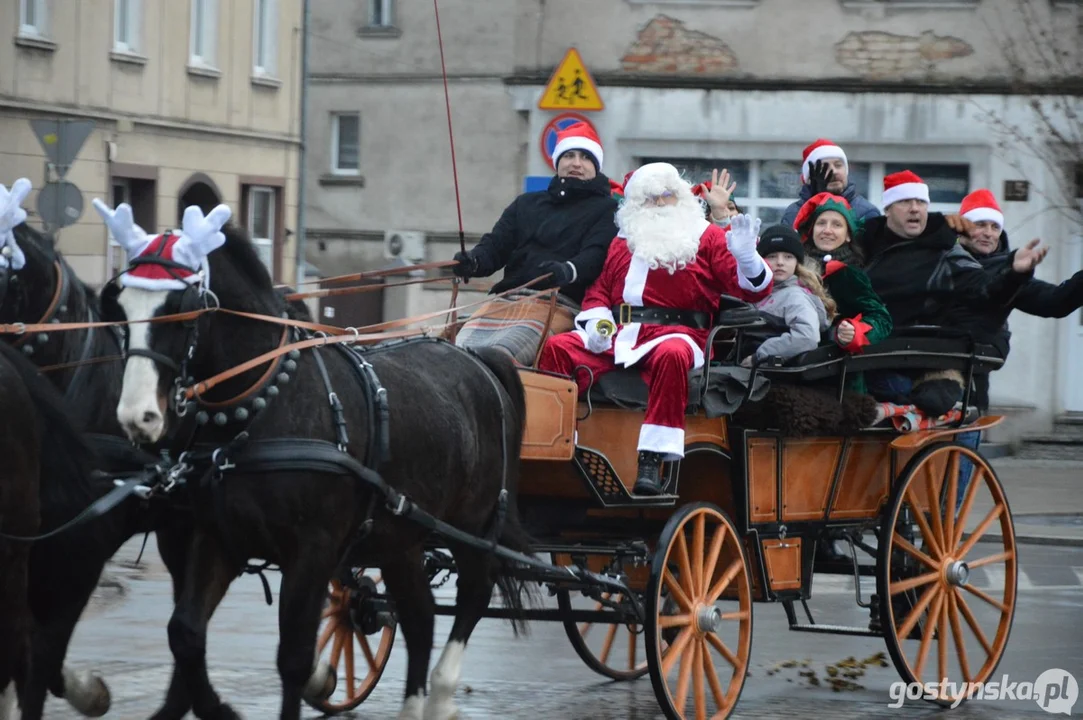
[882,182,930,207]
[802,145,847,181]
[962,207,1004,228]
[573,305,615,347]
[737,256,772,293]
[623,255,649,305]
[552,137,603,170]
[119,273,199,291]
[638,423,685,460]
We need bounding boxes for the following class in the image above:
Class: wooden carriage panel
[672,451,738,522]
[519,370,577,461]
[828,438,893,520]
[715,536,766,602]
[747,438,778,523]
[780,439,842,521]
[519,462,590,499]
[900,451,948,513]
[761,538,802,591]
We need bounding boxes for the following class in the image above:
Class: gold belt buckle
[618,303,633,325]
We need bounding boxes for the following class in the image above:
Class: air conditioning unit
[383,230,426,263]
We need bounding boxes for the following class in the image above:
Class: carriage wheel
[646,503,754,720]
[556,587,650,681]
[878,443,1017,707]
[305,570,397,714]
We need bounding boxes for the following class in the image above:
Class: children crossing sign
[538,48,604,111]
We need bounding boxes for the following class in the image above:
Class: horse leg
[167,528,241,720]
[274,544,339,720]
[148,524,195,720]
[0,548,30,720]
[381,550,435,720]
[423,545,494,720]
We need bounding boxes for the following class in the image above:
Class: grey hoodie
[753,275,829,361]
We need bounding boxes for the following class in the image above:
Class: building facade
[1,0,304,287]
[304,0,1082,437]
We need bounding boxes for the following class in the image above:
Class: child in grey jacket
[743,225,835,365]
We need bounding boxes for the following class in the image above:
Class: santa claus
[537,162,773,495]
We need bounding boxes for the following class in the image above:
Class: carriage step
[789,623,882,638]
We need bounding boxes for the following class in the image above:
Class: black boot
[633,451,665,496]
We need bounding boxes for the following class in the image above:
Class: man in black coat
[452,122,618,304]
[856,171,1049,418]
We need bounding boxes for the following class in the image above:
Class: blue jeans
[955,430,981,511]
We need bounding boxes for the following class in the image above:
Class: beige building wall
[0,0,304,287]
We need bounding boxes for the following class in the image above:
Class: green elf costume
[793,192,893,391]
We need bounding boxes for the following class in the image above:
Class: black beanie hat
[757,224,805,263]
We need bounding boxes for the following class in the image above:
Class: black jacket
[857,213,1032,331]
[466,173,618,304]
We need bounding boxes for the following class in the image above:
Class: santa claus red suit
[537,162,773,495]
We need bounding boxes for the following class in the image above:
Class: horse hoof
[302,660,336,702]
[65,672,111,717]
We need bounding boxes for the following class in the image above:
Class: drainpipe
[294,0,310,287]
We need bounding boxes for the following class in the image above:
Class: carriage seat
[588,364,771,418]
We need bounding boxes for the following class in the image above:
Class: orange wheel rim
[574,592,649,676]
[885,445,1016,704]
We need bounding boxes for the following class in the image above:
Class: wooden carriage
[311,308,1017,720]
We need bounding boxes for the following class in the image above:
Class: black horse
[0,338,98,720]
[102,219,533,720]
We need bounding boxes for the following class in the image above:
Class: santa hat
[93,199,231,292]
[792,192,859,240]
[959,188,1004,228]
[0,177,32,270]
[551,121,603,171]
[801,139,848,182]
[882,170,930,207]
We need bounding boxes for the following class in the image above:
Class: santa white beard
[617,196,705,274]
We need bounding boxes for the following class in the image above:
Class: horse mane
[212,224,284,317]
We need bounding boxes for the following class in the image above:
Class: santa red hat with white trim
[551,121,604,171]
[881,170,930,207]
[801,138,848,182]
[959,188,1004,228]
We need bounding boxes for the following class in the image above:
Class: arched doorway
[176,173,223,224]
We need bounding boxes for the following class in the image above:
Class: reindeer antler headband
[0,178,32,270]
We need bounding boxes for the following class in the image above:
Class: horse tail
[468,347,537,635]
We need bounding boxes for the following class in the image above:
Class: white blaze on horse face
[117,287,169,444]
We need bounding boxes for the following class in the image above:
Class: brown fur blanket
[731,383,879,437]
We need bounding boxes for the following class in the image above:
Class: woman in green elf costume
[793,192,893,357]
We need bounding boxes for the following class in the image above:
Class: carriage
[307,297,1017,720]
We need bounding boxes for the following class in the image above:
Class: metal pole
[294,0,310,287]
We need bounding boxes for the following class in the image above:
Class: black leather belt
[612,304,712,330]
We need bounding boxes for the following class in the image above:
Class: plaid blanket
[873,401,980,432]
[453,290,579,367]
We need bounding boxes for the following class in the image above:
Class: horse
[0,337,99,720]
[100,207,533,720]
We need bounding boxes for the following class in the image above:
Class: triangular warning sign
[538,48,604,111]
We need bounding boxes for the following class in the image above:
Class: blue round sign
[540,112,595,170]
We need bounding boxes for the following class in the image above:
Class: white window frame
[369,0,394,27]
[247,186,276,276]
[113,0,140,54]
[252,0,277,77]
[331,113,361,175]
[189,0,218,68]
[19,0,47,37]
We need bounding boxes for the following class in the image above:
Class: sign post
[28,118,94,232]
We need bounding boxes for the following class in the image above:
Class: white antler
[174,203,232,292]
[0,178,32,270]
[92,198,151,258]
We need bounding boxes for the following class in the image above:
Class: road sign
[523,176,550,193]
[540,113,597,170]
[538,48,604,111]
[30,119,94,174]
[37,180,84,230]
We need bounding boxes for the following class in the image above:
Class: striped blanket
[453,289,579,367]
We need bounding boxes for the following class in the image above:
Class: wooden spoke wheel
[877,443,1017,707]
[646,503,753,720]
[305,570,397,715]
[557,587,650,681]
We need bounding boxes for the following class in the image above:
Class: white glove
[726,214,765,279]
[585,321,613,354]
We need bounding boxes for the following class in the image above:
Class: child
[742,225,834,366]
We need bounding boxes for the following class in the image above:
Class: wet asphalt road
[48,535,1083,719]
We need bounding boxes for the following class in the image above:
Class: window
[189,0,218,67]
[19,0,47,36]
[641,157,969,222]
[247,186,276,275]
[369,0,394,27]
[253,0,277,76]
[331,113,360,175]
[114,0,140,53]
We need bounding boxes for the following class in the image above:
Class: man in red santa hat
[537,162,773,495]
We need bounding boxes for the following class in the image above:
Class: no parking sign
[540,113,597,170]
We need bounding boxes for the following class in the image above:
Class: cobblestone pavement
[45,535,1082,719]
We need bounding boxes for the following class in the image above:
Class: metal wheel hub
[695,604,722,634]
[945,560,970,587]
